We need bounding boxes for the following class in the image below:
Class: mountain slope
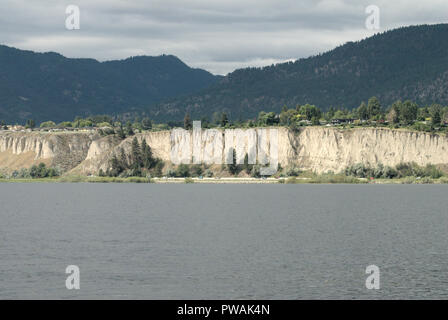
[151,24,448,121]
[0,45,219,123]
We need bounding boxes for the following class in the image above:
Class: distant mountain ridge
[3,24,448,124]
[150,24,448,121]
[0,45,219,123]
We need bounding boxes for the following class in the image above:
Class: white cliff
[1,127,447,175]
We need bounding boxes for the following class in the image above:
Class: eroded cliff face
[284,127,448,173]
[0,132,94,172]
[1,127,447,175]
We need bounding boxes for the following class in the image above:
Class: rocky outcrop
[1,127,447,175]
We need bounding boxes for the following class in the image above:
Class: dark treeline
[3,96,448,135]
[271,97,448,129]
[177,97,448,133]
[28,115,153,131]
[212,97,448,132]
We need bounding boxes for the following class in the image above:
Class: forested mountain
[151,24,448,121]
[0,45,219,123]
[3,24,448,124]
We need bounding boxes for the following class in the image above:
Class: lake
[0,183,447,299]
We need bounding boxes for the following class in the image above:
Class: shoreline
[1,176,448,184]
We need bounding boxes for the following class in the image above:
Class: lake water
[0,183,447,299]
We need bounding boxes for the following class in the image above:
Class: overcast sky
[1,0,447,75]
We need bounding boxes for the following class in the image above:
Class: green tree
[227,148,239,175]
[117,123,126,139]
[443,107,448,124]
[132,120,142,132]
[184,113,192,130]
[387,101,402,124]
[191,164,203,177]
[119,147,128,169]
[357,102,368,120]
[141,117,152,130]
[154,161,164,177]
[367,97,382,119]
[96,122,111,128]
[333,110,347,119]
[251,165,261,178]
[212,111,221,125]
[327,106,336,120]
[258,111,267,125]
[279,110,289,125]
[298,104,320,121]
[29,164,39,178]
[79,119,93,127]
[109,154,122,177]
[243,153,253,174]
[131,137,142,169]
[417,106,430,121]
[40,121,56,128]
[141,139,154,169]
[176,164,191,177]
[311,116,320,125]
[200,116,210,128]
[429,104,442,125]
[399,100,418,125]
[259,112,277,125]
[220,112,229,127]
[58,121,73,128]
[126,121,134,136]
[25,119,35,129]
[27,162,55,178]
[38,162,47,177]
[46,167,58,177]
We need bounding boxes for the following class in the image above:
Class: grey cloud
[0,0,447,74]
